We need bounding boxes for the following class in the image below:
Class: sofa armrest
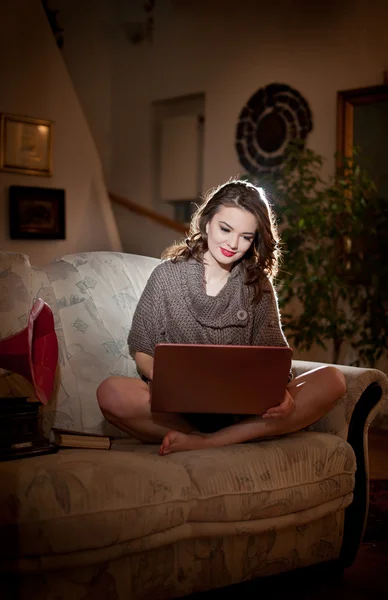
[292,360,388,440]
[293,359,388,567]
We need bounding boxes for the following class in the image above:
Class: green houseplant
[248,141,388,367]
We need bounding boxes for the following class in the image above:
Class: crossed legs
[97,377,194,443]
[97,366,346,455]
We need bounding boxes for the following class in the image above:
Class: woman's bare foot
[159,430,207,455]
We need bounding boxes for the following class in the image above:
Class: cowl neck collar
[182,259,250,328]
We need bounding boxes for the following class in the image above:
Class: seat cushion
[0,431,355,568]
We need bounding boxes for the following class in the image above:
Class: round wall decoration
[235,83,313,175]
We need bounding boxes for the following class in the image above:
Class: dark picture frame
[9,185,65,240]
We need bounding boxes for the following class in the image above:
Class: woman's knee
[97,376,120,416]
[96,376,144,420]
[324,366,347,399]
[314,366,346,411]
[295,365,347,410]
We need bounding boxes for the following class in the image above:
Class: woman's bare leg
[159,365,347,454]
[97,376,194,443]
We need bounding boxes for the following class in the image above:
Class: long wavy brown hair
[162,179,281,302]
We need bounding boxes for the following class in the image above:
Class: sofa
[0,250,387,600]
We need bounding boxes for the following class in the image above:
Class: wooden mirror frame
[337,84,388,159]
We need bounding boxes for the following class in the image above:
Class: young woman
[97,180,346,455]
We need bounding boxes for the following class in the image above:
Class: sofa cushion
[0,251,159,436]
[0,431,355,569]
[44,252,159,435]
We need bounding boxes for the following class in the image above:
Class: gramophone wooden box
[0,396,57,461]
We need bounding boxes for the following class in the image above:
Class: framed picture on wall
[0,113,53,176]
[9,185,65,240]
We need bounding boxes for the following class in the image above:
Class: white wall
[56,0,388,208]
[0,0,122,266]
[111,203,185,259]
[55,0,114,182]
[114,0,388,199]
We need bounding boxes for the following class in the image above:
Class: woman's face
[205,205,258,270]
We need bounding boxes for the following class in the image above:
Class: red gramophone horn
[0,298,58,405]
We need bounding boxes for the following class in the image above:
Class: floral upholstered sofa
[0,250,387,600]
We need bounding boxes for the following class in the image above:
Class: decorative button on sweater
[237,309,248,321]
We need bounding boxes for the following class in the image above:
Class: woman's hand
[134,352,154,381]
[262,389,295,419]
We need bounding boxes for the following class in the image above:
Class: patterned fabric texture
[0,250,387,600]
[7,515,346,600]
[2,432,353,598]
[0,250,158,436]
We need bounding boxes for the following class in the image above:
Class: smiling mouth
[220,248,237,257]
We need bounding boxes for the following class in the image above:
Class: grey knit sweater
[128,258,290,357]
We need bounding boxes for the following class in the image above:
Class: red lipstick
[220,248,236,257]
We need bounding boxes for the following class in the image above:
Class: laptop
[150,343,293,415]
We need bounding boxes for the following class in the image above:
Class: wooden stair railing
[109,192,187,235]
